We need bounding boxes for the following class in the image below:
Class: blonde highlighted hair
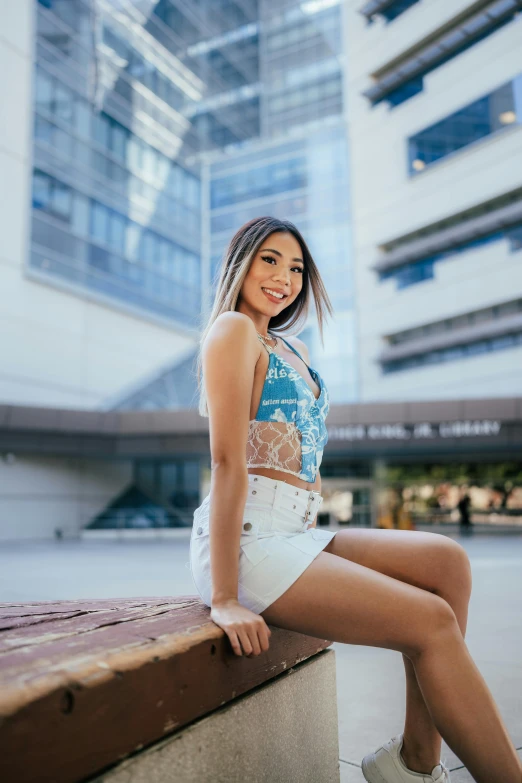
[196,216,333,417]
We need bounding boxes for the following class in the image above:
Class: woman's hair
[195,216,333,417]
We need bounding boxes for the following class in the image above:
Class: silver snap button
[252,490,257,494]
[254,477,258,481]
[295,491,299,495]
[243,522,252,531]
[197,526,203,535]
[293,504,296,509]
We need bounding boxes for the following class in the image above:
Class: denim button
[197,526,203,535]
[243,522,252,531]
[252,490,257,494]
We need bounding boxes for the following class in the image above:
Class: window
[93,114,110,148]
[211,157,307,208]
[91,202,109,244]
[71,194,89,236]
[35,68,53,114]
[379,0,420,22]
[32,171,50,210]
[54,83,74,124]
[408,75,522,174]
[110,123,128,160]
[74,100,91,138]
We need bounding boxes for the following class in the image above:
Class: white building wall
[345,0,522,401]
[0,455,132,540]
[0,1,196,411]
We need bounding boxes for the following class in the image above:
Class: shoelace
[435,758,450,782]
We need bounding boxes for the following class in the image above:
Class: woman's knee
[408,594,460,660]
[435,537,473,600]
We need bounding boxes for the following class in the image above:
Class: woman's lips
[262,287,287,304]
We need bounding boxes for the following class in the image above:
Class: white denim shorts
[189,473,338,614]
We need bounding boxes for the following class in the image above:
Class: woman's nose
[273,268,291,285]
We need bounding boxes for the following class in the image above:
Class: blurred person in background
[457,489,473,534]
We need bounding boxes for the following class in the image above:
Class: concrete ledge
[0,598,334,783]
[92,649,340,783]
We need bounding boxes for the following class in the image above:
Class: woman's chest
[250,350,321,422]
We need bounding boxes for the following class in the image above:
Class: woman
[189,216,521,783]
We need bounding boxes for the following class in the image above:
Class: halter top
[246,334,330,483]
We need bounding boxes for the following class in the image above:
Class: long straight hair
[196,216,333,417]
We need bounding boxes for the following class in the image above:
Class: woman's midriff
[247,466,319,492]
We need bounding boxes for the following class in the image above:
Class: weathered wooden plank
[0,599,332,783]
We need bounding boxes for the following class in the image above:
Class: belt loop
[304,491,313,524]
[272,479,284,512]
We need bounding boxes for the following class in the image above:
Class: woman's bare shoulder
[204,312,258,356]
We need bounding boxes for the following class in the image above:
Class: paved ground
[1,531,521,781]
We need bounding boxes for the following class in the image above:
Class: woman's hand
[210,599,272,657]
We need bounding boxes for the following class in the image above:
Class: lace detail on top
[246,335,329,483]
[246,420,302,478]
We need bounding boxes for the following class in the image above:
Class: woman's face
[239,231,304,318]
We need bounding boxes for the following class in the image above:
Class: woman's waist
[193,473,323,538]
[247,466,319,492]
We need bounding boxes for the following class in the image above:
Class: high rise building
[345,0,522,401]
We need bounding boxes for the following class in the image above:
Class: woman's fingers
[227,629,243,657]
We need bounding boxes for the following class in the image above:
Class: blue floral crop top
[246,334,330,483]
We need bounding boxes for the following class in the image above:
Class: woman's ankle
[400,735,440,774]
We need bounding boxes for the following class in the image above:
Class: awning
[362,0,522,103]
[374,198,522,274]
[379,312,522,363]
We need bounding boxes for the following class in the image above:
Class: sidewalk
[1,534,520,781]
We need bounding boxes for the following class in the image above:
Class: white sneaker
[361,733,451,783]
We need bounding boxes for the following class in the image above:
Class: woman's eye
[262,255,303,273]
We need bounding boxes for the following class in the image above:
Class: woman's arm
[202,311,259,606]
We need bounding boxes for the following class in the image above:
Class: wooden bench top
[0,597,332,783]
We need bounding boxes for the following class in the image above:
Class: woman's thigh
[259,549,457,659]
[321,528,471,598]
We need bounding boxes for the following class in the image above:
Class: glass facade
[205,0,356,404]
[261,0,343,137]
[408,74,522,174]
[31,0,261,327]
[210,121,358,404]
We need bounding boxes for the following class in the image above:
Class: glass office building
[33,0,356,408]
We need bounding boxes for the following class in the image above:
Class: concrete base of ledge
[92,648,340,783]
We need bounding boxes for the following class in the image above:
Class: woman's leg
[260,549,521,783]
[322,529,473,772]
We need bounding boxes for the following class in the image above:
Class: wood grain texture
[0,597,332,783]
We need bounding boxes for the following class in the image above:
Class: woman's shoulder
[204,312,258,354]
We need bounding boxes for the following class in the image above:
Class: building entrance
[319,477,375,528]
